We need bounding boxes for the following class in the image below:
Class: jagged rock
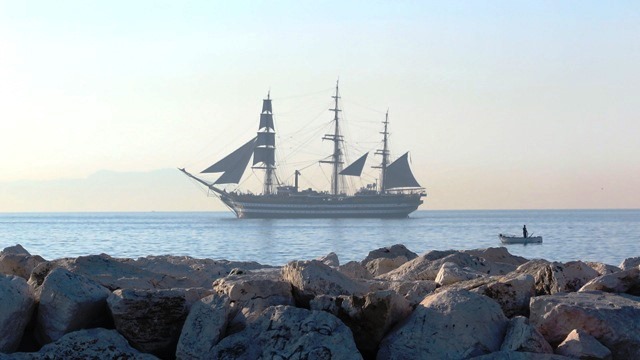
[37,328,159,359]
[361,244,417,264]
[211,305,361,359]
[500,316,553,353]
[472,273,536,318]
[128,254,274,287]
[107,288,189,358]
[35,268,111,344]
[0,274,35,353]
[378,289,508,359]
[516,260,600,295]
[366,256,411,277]
[579,267,640,295]
[175,294,231,360]
[529,291,640,358]
[339,261,374,280]
[435,261,485,286]
[620,256,640,271]
[281,260,367,304]
[317,252,340,267]
[380,250,516,282]
[0,244,45,279]
[462,247,528,267]
[555,329,612,360]
[585,262,620,276]
[470,351,572,359]
[386,279,438,306]
[310,290,412,358]
[212,273,294,332]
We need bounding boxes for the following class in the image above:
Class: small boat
[499,234,543,244]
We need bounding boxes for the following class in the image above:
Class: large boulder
[127,254,274,288]
[310,290,412,358]
[579,267,640,295]
[500,316,553,353]
[212,272,294,332]
[470,351,572,359]
[361,244,418,264]
[378,289,508,359]
[35,268,111,344]
[0,244,45,279]
[339,261,374,280]
[472,273,536,318]
[620,256,640,271]
[435,261,485,286]
[211,305,362,359]
[585,262,620,276]
[107,288,189,358]
[462,247,528,267]
[516,260,600,295]
[380,250,516,282]
[317,252,340,267]
[529,291,640,358]
[385,279,438,306]
[0,274,35,353]
[281,260,367,305]
[555,329,612,360]
[366,257,411,277]
[175,294,231,360]
[37,328,159,359]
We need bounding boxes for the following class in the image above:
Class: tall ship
[180,82,426,218]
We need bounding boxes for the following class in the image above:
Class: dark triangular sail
[201,137,257,184]
[339,152,368,176]
[384,152,421,189]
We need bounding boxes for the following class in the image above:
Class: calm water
[0,210,638,266]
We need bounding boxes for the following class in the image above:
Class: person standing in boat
[523,225,528,238]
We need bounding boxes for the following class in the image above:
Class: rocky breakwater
[0,243,639,359]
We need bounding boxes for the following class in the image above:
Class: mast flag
[339,152,369,177]
[383,152,422,189]
[201,137,258,184]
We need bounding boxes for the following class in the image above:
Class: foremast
[321,81,345,195]
[254,91,277,195]
[375,110,391,193]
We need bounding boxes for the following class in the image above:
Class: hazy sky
[1,1,639,211]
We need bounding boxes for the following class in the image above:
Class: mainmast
[375,110,391,193]
[321,81,344,195]
[254,91,277,194]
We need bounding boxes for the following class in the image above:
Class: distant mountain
[0,169,222,212]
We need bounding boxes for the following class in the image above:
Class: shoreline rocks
[1,243,639,359]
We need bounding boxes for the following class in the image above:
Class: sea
[1,210,639,267]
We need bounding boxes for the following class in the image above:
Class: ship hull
[218,193,424,219]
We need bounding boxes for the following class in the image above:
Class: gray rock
[516,260,600,295]
[38,328,159,359]
[0,244,45,279]
[35,268,111,344]
[211,305,362,359]
[529,291,640,358]
[212,273,294,332]
[361,244,417,264]
[107,288,189,358]
[0,274,35,353]
[339,261,374,280]
[311,290,412,358]
[472,273,536,318]
[500,316,553,353]
[378,289,508,359]
[385,279,438,306]
[435,261,485,286]
[620,256,640,271]
[317,252,340,267]
[462,247,528,266]
[281,260,368,303]
[366,256,411,277]
[579,267,640,295]
[381,250,516,282]
[176,294,231,360]
[555,329,612,360]
[585,262,620,276]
